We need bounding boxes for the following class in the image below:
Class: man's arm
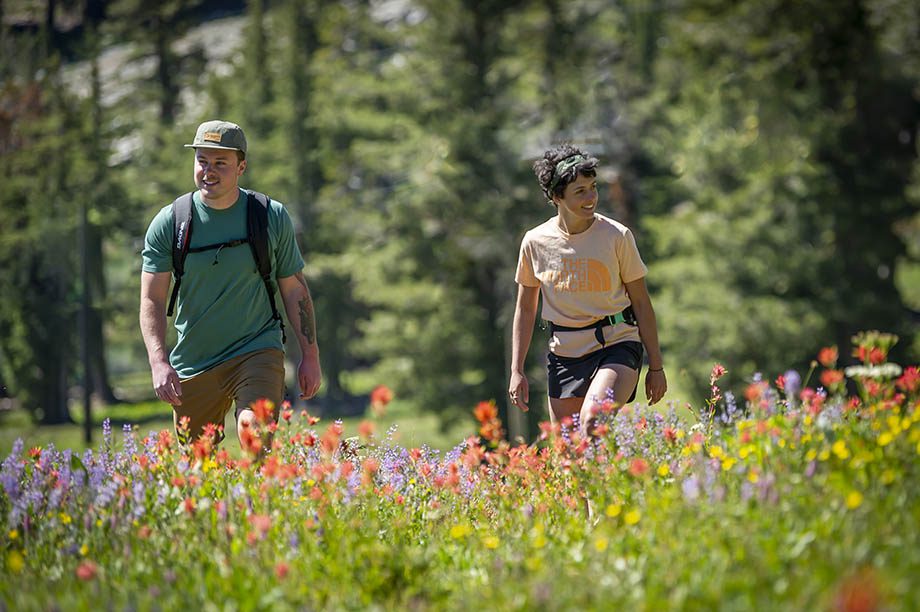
[509,284,540,412]
[140,271,183,405]
[277,272,322,399]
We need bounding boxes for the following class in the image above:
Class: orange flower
[710,363,727,385]
[744,381,768,403]
[473,400,498,423]
[896,366,919,393]
[248,514,272,538]
[479,420,504,444]
[663,427,678,445]
[370,385,394,416]
[250,398,276,425]
[820,369,845,388]
[275,562,290,580]
[75,560,98,581]
[358,420,375,440]
[628,457,649,478]
[775,375,786,391]
[868,347,886,365]
[833,569,881,612]
[817,346,838,368]
[239,423,263,457]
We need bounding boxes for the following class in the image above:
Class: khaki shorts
[174,348,285,444]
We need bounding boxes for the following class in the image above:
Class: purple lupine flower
[784,370,801,402]
[681,476,700,502]
[719,391,739,426]
[132,481,146,519]
[740,481,755,502]
[0,439,24,502]
[804,460,817,479]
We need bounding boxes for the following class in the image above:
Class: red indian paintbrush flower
[370,385,393,416]
[710,363,727,386]
[75,560,98,581]
[817,346,838,368]
[820,369,845,388]
[896,366,919,393]
[250,398,275,425]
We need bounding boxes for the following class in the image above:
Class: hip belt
[548,306,637,348]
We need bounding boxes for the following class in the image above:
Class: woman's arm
[625,277,667,404]
[509,284,540,412]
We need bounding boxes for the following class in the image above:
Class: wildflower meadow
[2,331,918,610]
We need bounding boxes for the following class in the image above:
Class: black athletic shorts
[546,341,644,401]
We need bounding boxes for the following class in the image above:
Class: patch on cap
[202,131,223,143]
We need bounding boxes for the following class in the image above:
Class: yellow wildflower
[80,544,89,556]
[877,432,893,447]
[709,446,723,459]
[595,537,609,552]
[721,457,737,471]
[832,440,849,460]
[624,509,641,526]
[7,550,24,574]
[657,464,670,477]
[482,535,500,549]
[8,530,18,540]
[605,504,622,518]
[845,491,863,509]
[449,524,472,540]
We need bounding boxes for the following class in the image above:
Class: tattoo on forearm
[298,296,316,345]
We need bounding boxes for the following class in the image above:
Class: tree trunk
[154,16,177,124]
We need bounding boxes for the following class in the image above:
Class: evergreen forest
[1,0,918,442]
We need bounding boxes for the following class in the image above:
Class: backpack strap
[167,192,195,317]
[246,191,286,344]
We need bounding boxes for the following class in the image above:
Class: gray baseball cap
[184,120,247,154]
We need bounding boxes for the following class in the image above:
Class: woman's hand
[645,369,667,405]
[509,371,530,412]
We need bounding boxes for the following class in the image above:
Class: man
[140,119,321,446]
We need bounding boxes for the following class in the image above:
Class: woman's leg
[549,396,583,425]
[579,364,639,436]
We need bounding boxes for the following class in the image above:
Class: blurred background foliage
[0,0,917,442]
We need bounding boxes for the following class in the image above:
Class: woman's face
[553,173,598,220]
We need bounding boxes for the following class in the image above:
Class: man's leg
[174,369,233,446]
[227,349,286,454]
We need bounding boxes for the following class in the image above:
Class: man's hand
[298,354,322,400]
[151,360,182,406]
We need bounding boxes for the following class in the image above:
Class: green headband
[549,154,588,192]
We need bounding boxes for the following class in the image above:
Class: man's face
[194,148,245,202]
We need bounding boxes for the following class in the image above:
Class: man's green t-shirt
[141,189,304,378]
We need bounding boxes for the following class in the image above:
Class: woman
[509,144,667,434]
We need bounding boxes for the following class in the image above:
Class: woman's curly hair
[533,144,599,205]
